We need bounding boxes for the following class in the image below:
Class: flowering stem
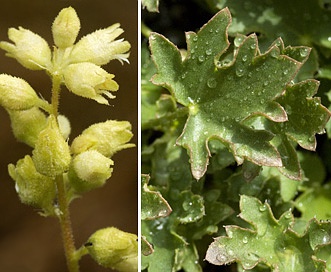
[51,74,62,118]
[56,174,79,272]
[52,74,79,272]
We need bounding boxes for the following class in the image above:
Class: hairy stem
[51,74,62,118]
[56,175,79,272]
[52,74,79,272]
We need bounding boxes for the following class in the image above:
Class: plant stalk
[56,175,79,272]
[52,74,79,272]
[51,74,61,118]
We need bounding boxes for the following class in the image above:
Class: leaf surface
[206,195,329,271]
[149,8,328,180]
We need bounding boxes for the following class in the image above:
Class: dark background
[0,1,138,271]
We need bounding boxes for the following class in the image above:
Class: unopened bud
[32,115,71,177]
[0,74,40,110]
[68,150,113,193]
[52,7,80,48]
[8,155,56,215]
[85,227,138,272]
[8,107,47,147]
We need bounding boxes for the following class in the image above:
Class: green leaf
[141,174,172,220]
[149,8,325,180]
[295,183,331,221]
[205,195,328,271]
[141,219,186,271]
[142,0,159,12]
[212,0,331,51]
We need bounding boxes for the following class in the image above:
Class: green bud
[52,7,80,48]
[0,27,51,70]
[68,150,113,193]
[8,155,56,215]
[63,62,118,104]
[86,227,138,272]
[0,74,40,110]
[69,24,131,65]
[71,120,134,157]
[32,115,71,177]
[8,107,47,147]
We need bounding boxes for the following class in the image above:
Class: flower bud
[52,7,80,48]
[63,62,119,104]
[85,227,138,272]
[71,120,134,157]
[32,115,71,177]
[68,150,113,193]
[69,24,131,65]
[8,155,56,215]
[0,27,51,70]
[0,74,40,110]
[8,107,47,147]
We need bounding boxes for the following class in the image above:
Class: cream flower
[69,24,131,65]
[52,6,80,48]
[0,27,51,70]
[0,74,40,110]
[63,62,119,104]
[70,120,134,157]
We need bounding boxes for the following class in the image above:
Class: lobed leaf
[141,174,172,220]
[149,8,329,180]
[206,195,330,271]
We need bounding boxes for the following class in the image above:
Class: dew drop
[259,204,267,212]
[250,43,256,50]
[300,48,309,57]
[193,36,198,42]
[309,229,331,250]
[234,36,244,47]
[242,236,248,244]
[242,55,248,62]
[182,201,193,211]
[206,48,212,56]
[236,67,244,77]
[198,55,205,62]
[283,69,289,75]
[207,78,217,88]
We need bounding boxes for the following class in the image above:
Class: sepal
[52,7,80,48]
[8,155,56,215]
[69,24,131,65]
[0,27,51,70]
[70,120,134,157]
[85,227,138,272]
[68,150,113,193]
[32,115,71,177]
[0,74,40,110]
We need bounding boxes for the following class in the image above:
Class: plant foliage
[142,0,331,271]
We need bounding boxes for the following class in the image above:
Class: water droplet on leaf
[206,48,212,55]
[207,78,217,88]
[234,36,244,47]
[198,55,205,62]
[300,48,309,57]
[309,228,331,250]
